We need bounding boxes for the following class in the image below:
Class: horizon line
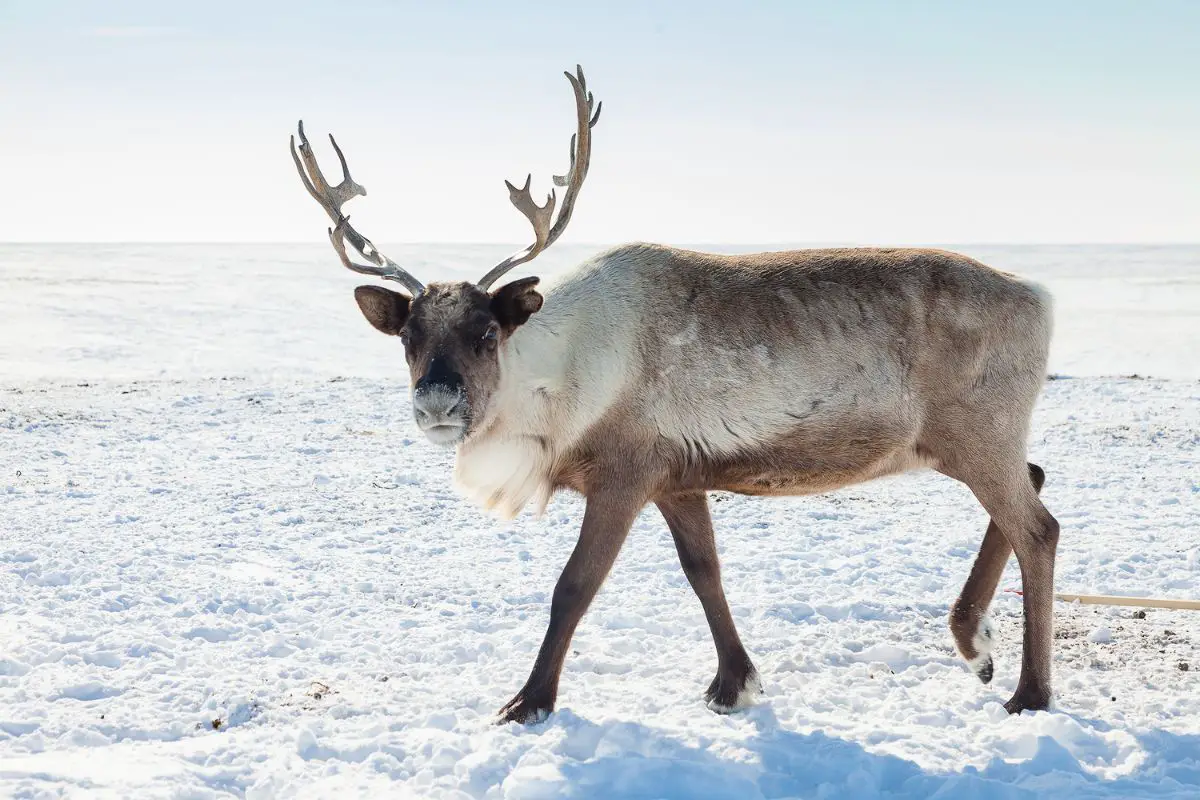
[3,240,1200,248]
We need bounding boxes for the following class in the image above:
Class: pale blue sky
[1,0,1197,243]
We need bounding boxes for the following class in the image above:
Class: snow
[1,244,1198,798]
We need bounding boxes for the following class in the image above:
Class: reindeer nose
[415,356,463,398]
[413,357,466,426]
[414,374,462,397]
[413,384,464,421]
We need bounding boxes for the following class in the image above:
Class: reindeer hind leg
[948,463,1046,684]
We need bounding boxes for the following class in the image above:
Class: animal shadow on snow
[531,707,1200,799]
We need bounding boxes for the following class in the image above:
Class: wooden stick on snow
[1004,588,1200,611]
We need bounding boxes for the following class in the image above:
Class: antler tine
[474,176,558,291]
[545,67,599,246]
[324,217,426,296]
[290,121,365,219]
[553,66,602,188]
[327,133,357,193]
[290,121,424,295]
[477,65,601,291]
[507,174,557,251]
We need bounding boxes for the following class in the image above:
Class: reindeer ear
[354,286,411,336]
[490,276,543,331]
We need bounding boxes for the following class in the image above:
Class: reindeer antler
[290,121,425,296]
[476,65,602,291]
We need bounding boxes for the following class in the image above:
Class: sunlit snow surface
[1,244,1197,798]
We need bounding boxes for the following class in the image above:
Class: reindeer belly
[671,411,924,497]
[712,444,926,496]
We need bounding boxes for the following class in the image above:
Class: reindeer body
[292,66,1061,724]
[457,243,1053,518]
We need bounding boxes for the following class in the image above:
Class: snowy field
[1,244,1198,798]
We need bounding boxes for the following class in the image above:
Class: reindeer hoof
[957,614,995,684]
[705,669,762,713]
[1003,687,1052,715]
[497,689,553,725]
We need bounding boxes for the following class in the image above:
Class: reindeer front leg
[657,491,760,712]
[498,484,644,724]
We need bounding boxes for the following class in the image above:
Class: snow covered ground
[1,244,1198,798]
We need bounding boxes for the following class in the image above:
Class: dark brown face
[353,277,543,446]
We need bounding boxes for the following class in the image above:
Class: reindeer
[290,65,1060,724]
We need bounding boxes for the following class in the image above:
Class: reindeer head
[291,67,601,446]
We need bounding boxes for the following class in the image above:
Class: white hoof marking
[966,615,994,674]
[707,671,763,713]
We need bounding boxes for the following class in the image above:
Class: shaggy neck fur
[453,259,627,518]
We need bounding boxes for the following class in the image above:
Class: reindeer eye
[482,327,498,343]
